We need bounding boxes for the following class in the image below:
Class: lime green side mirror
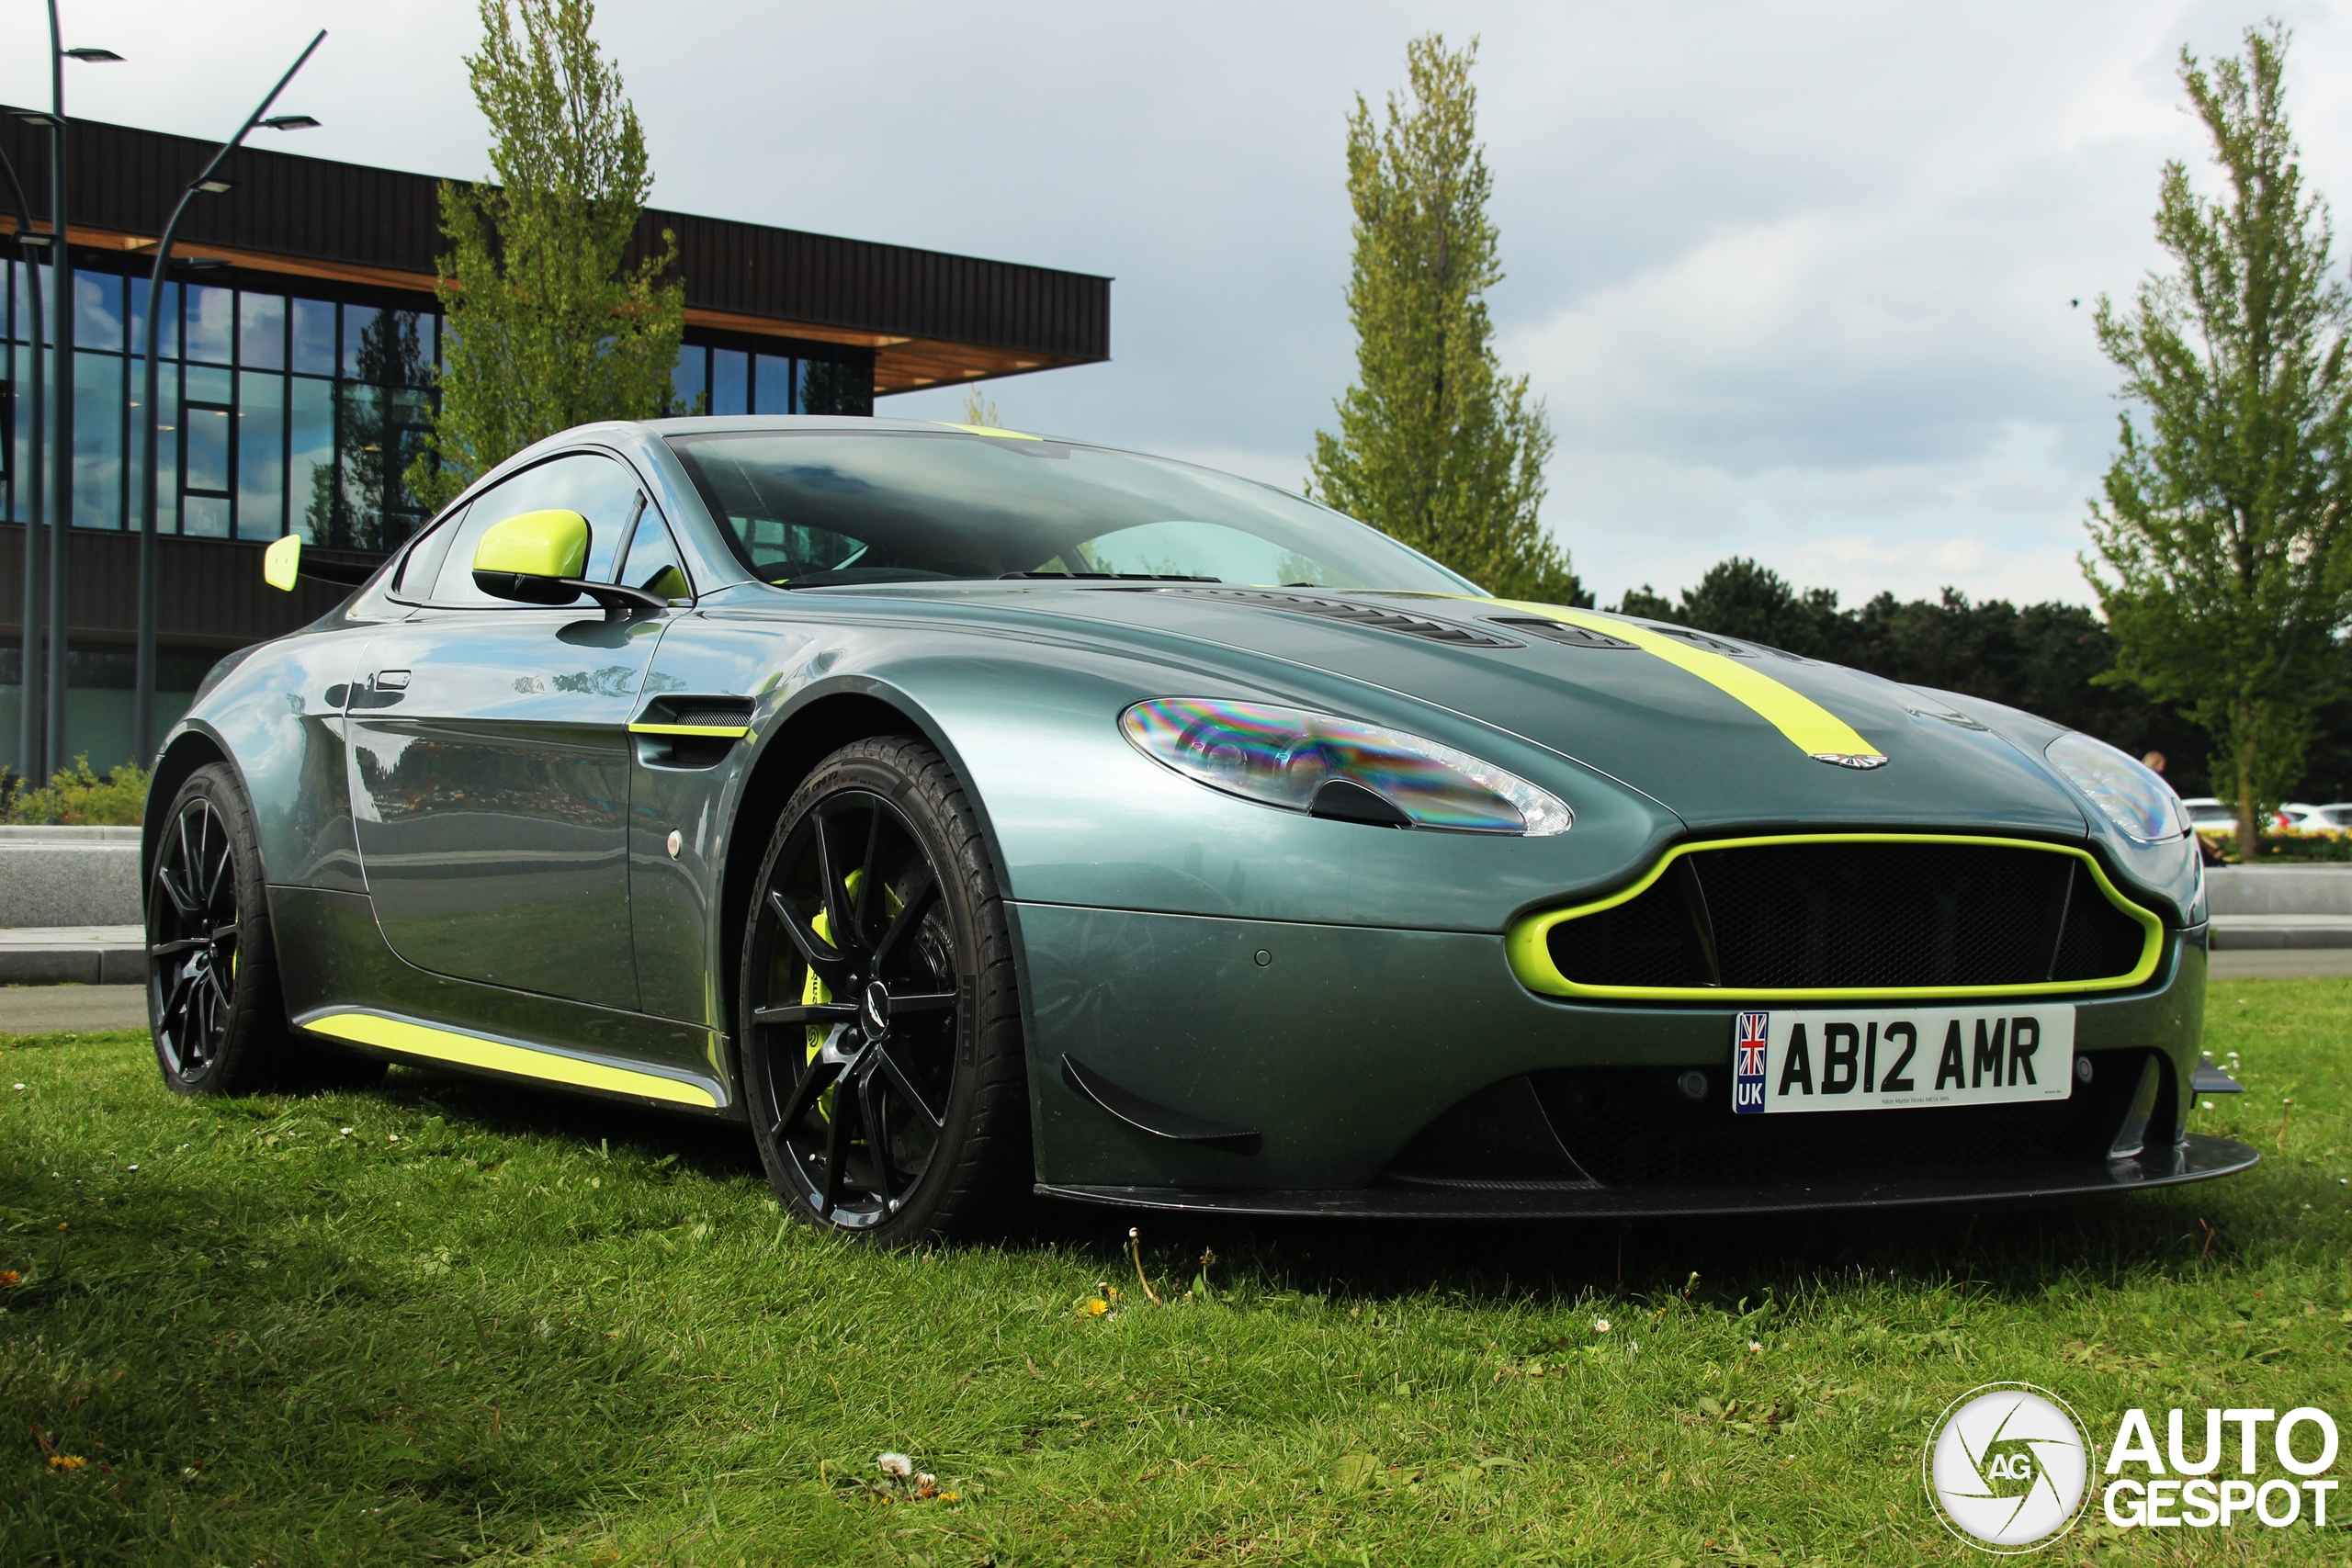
[472,509,591,604]
[264,535,302,592]
[261,532,373,592]
[469,508,670,616]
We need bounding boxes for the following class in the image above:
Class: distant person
[2143,750,2175,792]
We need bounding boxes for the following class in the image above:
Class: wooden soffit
[25,222,1078,393]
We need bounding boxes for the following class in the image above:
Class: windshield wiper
[999,571,1221,582]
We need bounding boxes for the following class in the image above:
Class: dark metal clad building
[0,108,1110,774]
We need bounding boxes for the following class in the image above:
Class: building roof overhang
[0,109,1109,394]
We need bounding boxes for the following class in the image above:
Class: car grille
[1543,839,2152,993]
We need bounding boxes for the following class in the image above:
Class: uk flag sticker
[1733,1011,1770,1114]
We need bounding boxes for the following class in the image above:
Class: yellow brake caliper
[800,871,905,1122]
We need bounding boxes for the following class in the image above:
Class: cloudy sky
[11,1,2350,609]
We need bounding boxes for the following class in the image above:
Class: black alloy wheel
[149,764,283,1095]
[741,737,1028,1240]
[147,763,381,1097]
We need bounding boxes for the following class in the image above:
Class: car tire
[147,763,384,1097]
[738,736,1029,1242]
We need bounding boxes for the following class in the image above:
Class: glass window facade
[3,248,876,554]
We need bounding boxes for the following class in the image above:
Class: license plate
[1731,1006,2074,1114]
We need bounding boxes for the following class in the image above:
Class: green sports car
[143,415,2257,1241]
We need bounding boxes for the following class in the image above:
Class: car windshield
[665,428,1474,592]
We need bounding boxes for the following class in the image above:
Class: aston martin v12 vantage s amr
[144,417,2256,1240]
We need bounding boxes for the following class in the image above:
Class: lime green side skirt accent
[627,722,752,739]
[1506,834,2165,1002]
[301,1010,719,1108]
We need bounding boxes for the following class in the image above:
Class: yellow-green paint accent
[628,722,752,739]
[1473,597,1883,764]
[934,422,1043,441]
[1506,833,2164,1002]
[473,508,590,580]
[263,534,301,592]
[303,1010,718,1108]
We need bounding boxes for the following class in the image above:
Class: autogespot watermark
[2101,1405,2338,1531]
[1923,1383,2342,1552]
[1925,1384,2092,1552]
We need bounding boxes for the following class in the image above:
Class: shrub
[0,757,151,827]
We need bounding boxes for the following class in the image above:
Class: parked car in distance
[2300,803,2352,830]
[2179,797,2235,829]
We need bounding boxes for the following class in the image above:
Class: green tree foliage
[2086,24,2352,850]
[1307,36,1581,606]
[1616,558,2213,792]
[408,0,684,514]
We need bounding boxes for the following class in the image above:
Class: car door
[346,450,678,1011]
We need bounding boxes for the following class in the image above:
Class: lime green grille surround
[1505,833,2165,1002]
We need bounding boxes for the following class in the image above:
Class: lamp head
[260,114,320,130]
[62,48,123,62]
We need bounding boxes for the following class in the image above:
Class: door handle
[372,670,411,690]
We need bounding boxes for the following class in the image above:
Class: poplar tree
[408,0,684,514]
[1308,35,1579,605]
[2086,23,2352,854]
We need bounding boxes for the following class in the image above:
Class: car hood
[925,584,2095,839]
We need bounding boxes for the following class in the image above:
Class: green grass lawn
[2,981,2347,1566]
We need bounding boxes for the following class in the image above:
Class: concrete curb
[0,827,143,928]
[2205,865,2352,917]
[0,927,146,986]
[2209,915,2352,951]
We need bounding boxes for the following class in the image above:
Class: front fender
[154,626,370,894]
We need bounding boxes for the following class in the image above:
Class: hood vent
[1148,588,1522,648]
[1487,616,1637,649]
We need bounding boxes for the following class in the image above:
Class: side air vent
[667,702,756,729]
[1152,588,1522,648]
[1487,616,1636,649]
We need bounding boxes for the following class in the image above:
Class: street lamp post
[0,148,44,789]
[132,30,325,764]
[27,3,124,780]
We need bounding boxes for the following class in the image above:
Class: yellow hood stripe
[1473,597,1883,763]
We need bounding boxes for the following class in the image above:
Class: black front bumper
[1038,1132,2260,1219]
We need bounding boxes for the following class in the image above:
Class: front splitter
[1036,1134,2260,1220]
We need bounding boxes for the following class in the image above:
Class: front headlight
[2044,731,2184,842]
[1119,697,1572,835]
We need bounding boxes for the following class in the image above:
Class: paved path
[0,985,150,1034]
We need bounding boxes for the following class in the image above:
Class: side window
[425,452,644,605]
[394,505,465,597]
[614,502,693,604]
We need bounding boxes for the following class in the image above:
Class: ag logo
[1925,1383,2092,1552]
